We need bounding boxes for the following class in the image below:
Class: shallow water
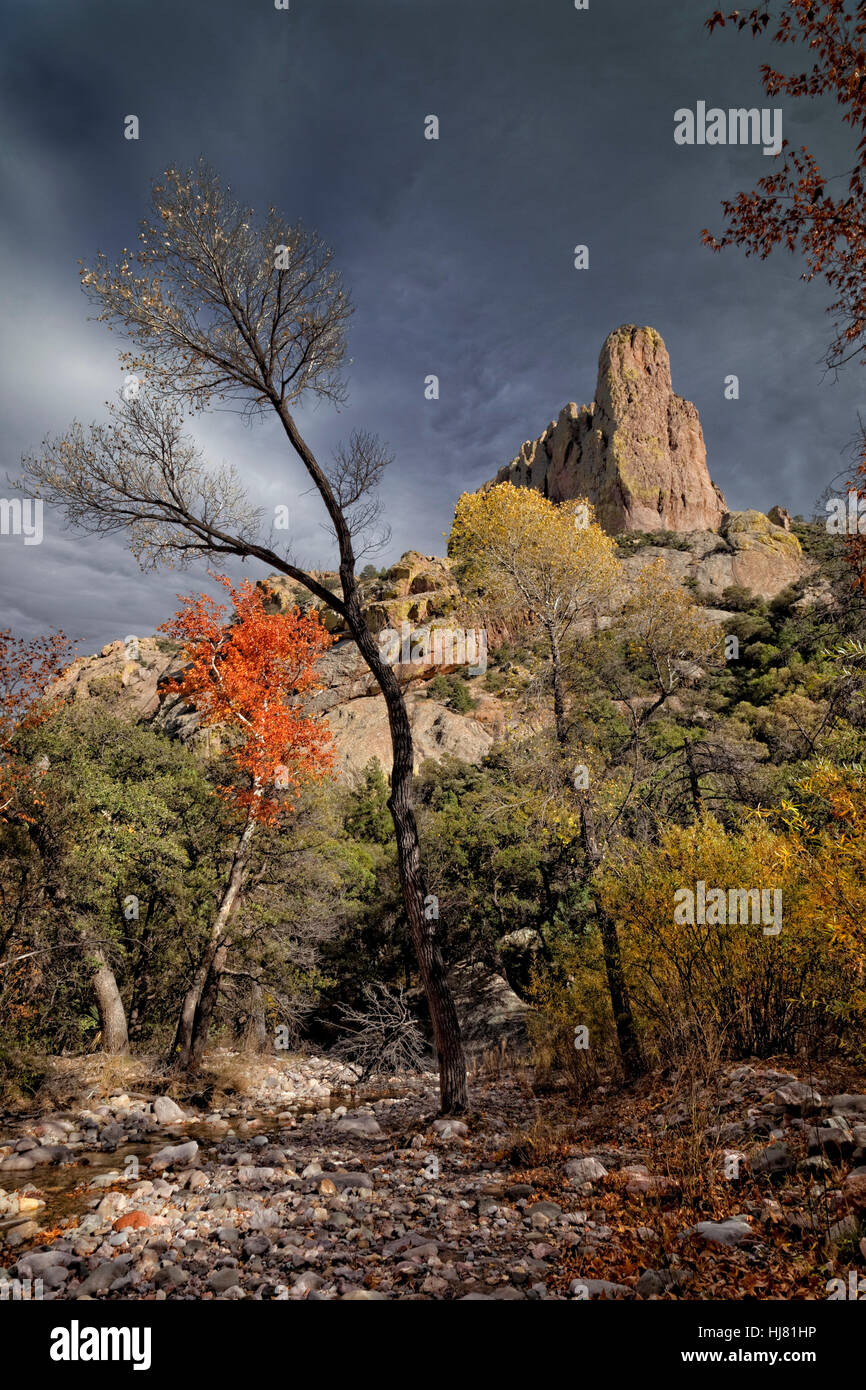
[1,1085,407,1237]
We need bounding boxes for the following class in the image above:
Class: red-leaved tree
[704,4,866,373]
[704,3,866,584]
[160,574,334,1068]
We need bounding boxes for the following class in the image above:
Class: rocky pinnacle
[491,325,728,534]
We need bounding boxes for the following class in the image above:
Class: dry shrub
[647,1015,728,1202]
[499,1115,572,1171]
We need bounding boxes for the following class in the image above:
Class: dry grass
[0,1048,312,1114]
[11,1053,165,1112]
[467,1041,533,1085]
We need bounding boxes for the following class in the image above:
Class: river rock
[153,1097,187,1125]
[333,1113,382,1138]
[150,1140,199,1172]
[691,1218,753,1248]
[76,1254,134,1296]
[565,1156,608,1183]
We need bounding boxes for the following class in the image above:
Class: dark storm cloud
[1,0,862,648]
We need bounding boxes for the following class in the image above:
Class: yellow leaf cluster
[448,482,621,628]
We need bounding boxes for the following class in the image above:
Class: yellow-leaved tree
[448,483,647,1075]
[597,764,866,1066]
[619,557,723,726]
[449,483,622,745]
[775,764,866,1033]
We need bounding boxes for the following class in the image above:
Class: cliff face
[492,325,728,534]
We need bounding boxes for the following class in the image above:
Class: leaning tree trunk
[188,938,230,1071]
[90,946,129,1053]
[171,811,257,1069]
[268,402,467,1113]
[346,591,468,1112]
[27,830,130,1052]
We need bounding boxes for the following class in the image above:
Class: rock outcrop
[49,323,818,782]
[448,960,531,1055]
[49,552,499,782]
[618,510,810,603]
[259,552,459,640]
[490,325,727,534]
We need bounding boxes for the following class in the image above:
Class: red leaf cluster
[159,574,335,823]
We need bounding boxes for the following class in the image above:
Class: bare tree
[332,983,430,1080]
[21,160,467,1111]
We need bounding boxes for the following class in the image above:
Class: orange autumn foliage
[159,575,334,824]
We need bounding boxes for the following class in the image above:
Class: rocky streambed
[1,1058,865,1301]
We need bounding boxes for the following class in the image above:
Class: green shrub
[426,673,477,713]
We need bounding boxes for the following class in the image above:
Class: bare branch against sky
[1,0,861,647]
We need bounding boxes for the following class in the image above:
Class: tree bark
[272,402,468,1114]
[90,946,129,1053]
[577,792,644,1081]
[188,939,230,1070]
[238,980,269,1054]
[23,824,130,1053]
[344,589,468,1112]
[171,811,257,1069]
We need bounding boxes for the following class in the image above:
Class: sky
[1,0,864,650]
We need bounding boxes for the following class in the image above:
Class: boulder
[333,1112,382,1138]
[112,1211,151,1231]
[829,1094,866,1116]
[76,1254,134,1296]
[691,1218,752,1248]
[565,1156,609,1184]
[324,688,492,780]
[772,1081,822,1113]
[149,1140,199,1172]
[432,1119,469,1140]
[767,505,793,531]
[750,1143,795,1176]
[152,1097,186,1125]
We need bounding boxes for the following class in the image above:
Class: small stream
[1,1088,407,1239]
